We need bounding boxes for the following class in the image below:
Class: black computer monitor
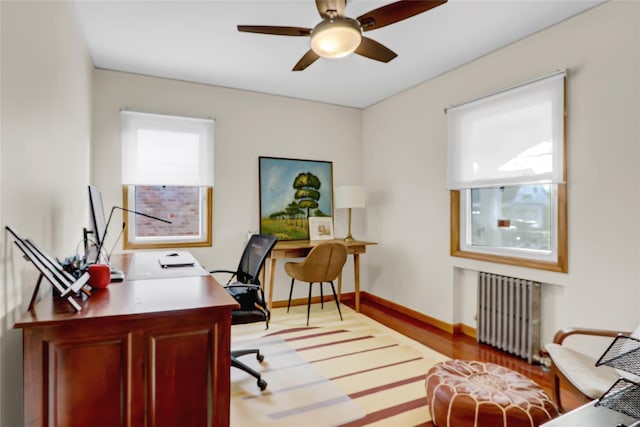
[88,185,107,262]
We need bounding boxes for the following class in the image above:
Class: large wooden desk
[266,240,377,312]
[14,253,239,427]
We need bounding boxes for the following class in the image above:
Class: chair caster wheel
[258,379,267,391]
[257,353,264,362]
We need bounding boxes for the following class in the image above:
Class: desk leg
[353,253,360,313]
[267,257,276,311]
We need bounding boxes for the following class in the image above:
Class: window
[448,71,567,272]
[120,111,214,249]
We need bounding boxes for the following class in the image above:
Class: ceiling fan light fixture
[311,17,362,59]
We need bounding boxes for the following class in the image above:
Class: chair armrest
[225,283,261,290]
[209,269,236,275]
[553,327,631,345]
[209,269,237,285]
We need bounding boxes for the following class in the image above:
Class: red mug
[88,264,111,289]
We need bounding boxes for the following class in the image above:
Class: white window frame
[459,185,558,263]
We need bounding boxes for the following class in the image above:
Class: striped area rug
[230,303,449,426]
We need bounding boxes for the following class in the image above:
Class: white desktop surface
[126,251,210,281]
[542,401,637,426]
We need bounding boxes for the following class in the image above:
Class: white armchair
[544,325,638,412]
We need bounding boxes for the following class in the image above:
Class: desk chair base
[287,279,343,327]
[231,349,267,391]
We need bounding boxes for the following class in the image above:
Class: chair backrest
[299,242,348,283]
[235,234,278,286]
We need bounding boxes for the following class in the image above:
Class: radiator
[477,272,542,364]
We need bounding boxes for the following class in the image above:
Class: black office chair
[210,234,278,391]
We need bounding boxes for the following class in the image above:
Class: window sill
[450,248,567,273]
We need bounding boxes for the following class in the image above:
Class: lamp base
[343,207,357,242]
[343,233,355,242]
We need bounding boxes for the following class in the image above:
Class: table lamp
[334,185,365,242]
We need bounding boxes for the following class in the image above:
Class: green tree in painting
[269,211,286,220]
[312,208,329,217]
[285,201,304,225]
[293,172,321,218]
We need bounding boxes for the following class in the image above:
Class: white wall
[0,1,93,425]
[363,0,640,353]
[91,70,364,301]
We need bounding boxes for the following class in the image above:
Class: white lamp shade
[334,185,365,209]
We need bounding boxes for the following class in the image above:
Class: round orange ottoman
[425,360,558,427]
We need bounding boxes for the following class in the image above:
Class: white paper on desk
[125,251,209,281]
[158,252,196,268]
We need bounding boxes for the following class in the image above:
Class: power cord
[107,222,126,263]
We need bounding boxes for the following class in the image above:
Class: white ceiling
[70,0,604,108]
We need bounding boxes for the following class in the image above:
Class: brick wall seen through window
[134,186,200,237]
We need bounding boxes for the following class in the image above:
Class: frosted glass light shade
[311,17,362,59]
[447,71,565,189]
[121,111,214,186]
[335,185,365,209]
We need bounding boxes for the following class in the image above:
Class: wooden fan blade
[355,37,397,63]
[237,25,311,36]
[357,0,447,31]
[315,0,346,18]
[292,50,320,71]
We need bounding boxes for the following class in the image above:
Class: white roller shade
[447,71,565,189]
[121,111,214,186]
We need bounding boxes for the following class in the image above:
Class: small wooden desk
[14,253,239,427]
[266,240,377,312]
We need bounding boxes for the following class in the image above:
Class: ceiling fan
[237,0,447,71]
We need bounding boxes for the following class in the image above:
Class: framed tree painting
[259,156,333,241]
